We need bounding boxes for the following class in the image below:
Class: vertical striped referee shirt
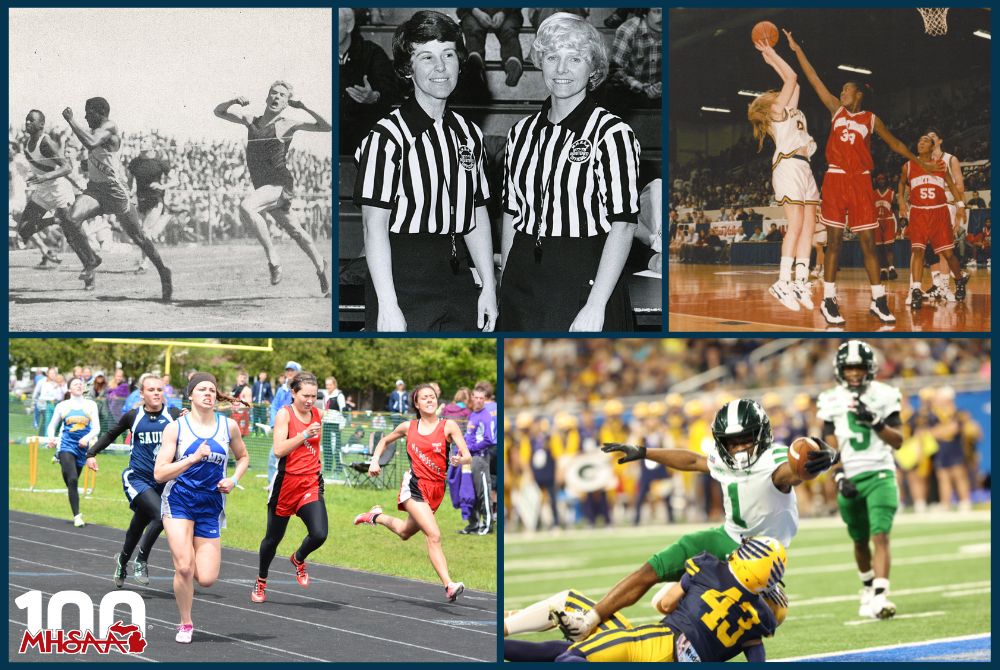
[503,95,641,238]
[353,96,490,235]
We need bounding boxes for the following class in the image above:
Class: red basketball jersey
[282,405,322,476]
[826,107,875,174]
[874,188,895,219]
[905,160,948,207]
[405,419,449,483]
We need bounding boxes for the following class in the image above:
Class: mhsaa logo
[15,590,147,655]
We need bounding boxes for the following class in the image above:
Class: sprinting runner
[62,97,173,299]
[46,377,101,527]
[127,137,178,274]
[213,81,331,295]
[86,373,182,588]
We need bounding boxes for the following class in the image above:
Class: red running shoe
[290,554,310,587]
[353,504,383,526]
[250,577,267,603]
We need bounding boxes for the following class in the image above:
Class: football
[788,436,822,481]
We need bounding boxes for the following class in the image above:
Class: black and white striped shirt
[503,96,640,238]
[354,97,489,235]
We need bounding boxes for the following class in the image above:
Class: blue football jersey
[663,552,778,662]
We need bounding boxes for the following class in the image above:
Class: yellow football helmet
[762,583,789,627]
[728,536,787,594]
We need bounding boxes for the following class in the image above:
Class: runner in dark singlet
[213,81,331,296]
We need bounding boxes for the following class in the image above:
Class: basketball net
[917,8,949,36]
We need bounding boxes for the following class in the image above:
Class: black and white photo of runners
[9,8,334,331]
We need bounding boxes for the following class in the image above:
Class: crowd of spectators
[669,79,991,213]
[504,339,989,531]
[8,125,332,250]
[505,338,991,409]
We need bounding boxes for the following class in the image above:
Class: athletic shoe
[81,268,97,291]
[36,256,55,269]
[175,623,194,644]
[940,287,957,302]
[880,268,888,281]
[909,288,923,310]
[967,259,977,269]
[132,558,149,586]
[924,284,942,300]
[821,297,845,325]
[113,554,127,589]
[858,586,874,617]
[160,266,173,302]
[888,267,898,280]
[134,264,147,274]
[458,523,479,535]
[318,261,331,297]
[791,280,814,310]
[868,593,896,620]
[768,280,800,311]
[504,58,523,87]
[74,514,85,528]
[446,582,465,602]
[290,553,310,588]
[955,272,970,301]
[77,255,103,280]
[268,263,282,285]
[353,504,382,526]
[869,296,896,324]
[250,577,267,603]
[810,266,823,279]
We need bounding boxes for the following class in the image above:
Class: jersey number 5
[847,413,872,451]
[919,187,936,201]
[699,587,761,647]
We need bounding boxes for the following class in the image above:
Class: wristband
[834,472,845,483]
[301,430,310,442]
[230,475,240,486]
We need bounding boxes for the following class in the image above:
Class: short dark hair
[290,372,318,393]
[85,97,110,117]
[925,127,942,140]
[28,109,45,124]
[845,80,874,102]
[392,10,467,78]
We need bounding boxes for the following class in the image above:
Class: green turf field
[504,511,990,659]
[8,442,496,592]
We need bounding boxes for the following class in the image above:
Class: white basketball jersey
[772,107,817,163]
[816,381,901,478]
[706,443,799,548]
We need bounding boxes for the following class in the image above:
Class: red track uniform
[820,107,878,231]
[874,187,898,244]
[905,159,954,253]
[268,405,323,517]
[397,419,448,512]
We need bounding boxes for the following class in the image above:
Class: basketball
[751,21,779,47]
[788,436,821,480]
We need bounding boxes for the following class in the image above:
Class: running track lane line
[9,583,323,662]
[9,518,495,614]
[7,547,484,662]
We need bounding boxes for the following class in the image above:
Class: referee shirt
[503,95,641,238]
[354,96,489,235]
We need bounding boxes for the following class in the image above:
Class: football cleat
[821,297,846,325]
[869,296,896,324]
[791,280,814,310]
[353,505,382,526]
[251,577,267,603]
[446,581,465,602]
[868,593,896,620]
[858,586,874,617]
[769,280,800,311]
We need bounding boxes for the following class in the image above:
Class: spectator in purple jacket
[461,383,497,535]
[441,388,472,421]
[106,368,131,421]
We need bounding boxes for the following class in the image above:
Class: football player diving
[503,536,790,662]
[535,398,838,644]
[817,340,904,619]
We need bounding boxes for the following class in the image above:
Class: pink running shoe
[353,505,383,526]
[175,623,194,643]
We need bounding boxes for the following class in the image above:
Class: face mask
[730,449,752,470]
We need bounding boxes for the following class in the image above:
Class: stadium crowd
[504,339,989,530]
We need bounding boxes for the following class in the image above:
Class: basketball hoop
[917,8,949,36]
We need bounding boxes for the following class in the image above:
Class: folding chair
[346,440,397,489]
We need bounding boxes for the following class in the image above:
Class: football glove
[834,472,858,498]
[549,608,600,642]
[852,398,882,429]
[601,442,646,464]
[804,436,840,474]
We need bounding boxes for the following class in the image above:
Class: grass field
[8,442,496,592]
[504,511,990,660]
[8,239,332,331]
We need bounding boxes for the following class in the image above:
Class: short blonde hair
[532,12,608,90]
[270,80,294,97]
